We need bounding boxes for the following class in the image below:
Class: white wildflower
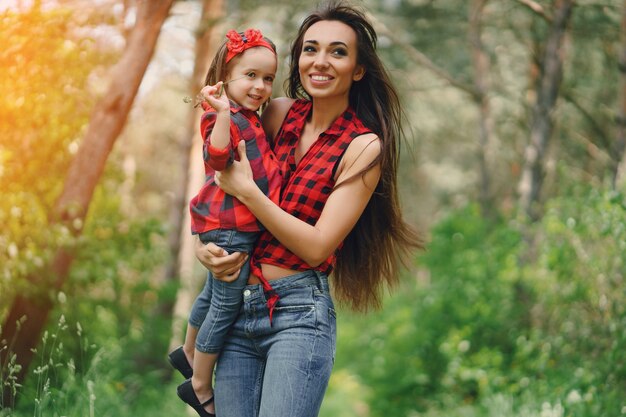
[8,243,18,258]
[566,390,582,404]
[58,292,67,304]
[458,340,470,353]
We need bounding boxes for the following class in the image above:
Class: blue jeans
[214,270,337,417]
[188,229,258,353]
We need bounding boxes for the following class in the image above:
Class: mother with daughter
[174,1,422,416]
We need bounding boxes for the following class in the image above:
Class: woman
[194,2,422,416]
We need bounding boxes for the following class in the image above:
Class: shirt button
[243,289,251,297]
[255,122,260,127]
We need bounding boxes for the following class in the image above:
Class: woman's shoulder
[263,97,311,122]
[261,98,309,140]
[267,97,297,114]
[346,133,381,161]
[335,133,382,183]
[260,98,293,140]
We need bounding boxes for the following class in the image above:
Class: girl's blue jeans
[214,270,336,417]
[188,229,257,353]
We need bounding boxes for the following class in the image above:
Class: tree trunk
[517,0,574,221]
[469,0,494,217]
[0,0,174,406]
[167,0,225,353]
[366,12,479,97]
[612,0,626,188]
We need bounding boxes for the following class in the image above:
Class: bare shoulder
[335,133,382,183]
[344,133,382,164]
[261,97,296,140]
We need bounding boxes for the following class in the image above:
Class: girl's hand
[214,140,257,199]
[194,237,248,282]
[200,82,229,113]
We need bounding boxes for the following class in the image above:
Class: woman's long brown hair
[286,1,424,311]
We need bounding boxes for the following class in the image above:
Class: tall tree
[517,0,575,220]
[166,0,225,354]
[468,0,495,217]
[0,0,175,405]
[368,11,477,95]
[613,0,626,187]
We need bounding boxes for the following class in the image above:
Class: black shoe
[168,346,193,379]
[177,379,216,417]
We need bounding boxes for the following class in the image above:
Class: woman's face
[298,20,365,101]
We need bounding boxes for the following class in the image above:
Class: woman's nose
[314,53,329,69]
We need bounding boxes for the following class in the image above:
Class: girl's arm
[200,83,233,171]
[215,134,381,267]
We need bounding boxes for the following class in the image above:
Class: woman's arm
[216,134,381,267]
[194,236,248,281]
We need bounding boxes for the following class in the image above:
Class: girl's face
[225,47,277,111]
[298,20,365,101]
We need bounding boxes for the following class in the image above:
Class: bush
[331,188,626,417]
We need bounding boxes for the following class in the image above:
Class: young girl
[168,28,281,417]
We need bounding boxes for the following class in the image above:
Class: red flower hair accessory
[225,29,275,63]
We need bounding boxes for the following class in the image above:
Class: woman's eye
[303,45,316,53]
[332,48,348,57]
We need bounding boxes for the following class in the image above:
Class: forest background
[1,0,625,416]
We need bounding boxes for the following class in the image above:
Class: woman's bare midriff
[248,263,302,284]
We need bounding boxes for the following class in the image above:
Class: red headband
[225,29,275,63]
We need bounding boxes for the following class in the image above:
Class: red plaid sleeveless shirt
[251,99,372,278]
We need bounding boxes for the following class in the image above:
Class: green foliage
[3,1,626,416]
[0,4,114,309]
[62,182,169,366]
[0,4,177,414]
[333,205,524,415]
[3,315,187,417]
[331,188,626,417]
[13,186,624,416]
[3,181,174,414]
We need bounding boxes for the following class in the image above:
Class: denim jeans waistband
[243,270,329,302]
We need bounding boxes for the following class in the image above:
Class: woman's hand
[194,237,248,282]
[214,140,257,199]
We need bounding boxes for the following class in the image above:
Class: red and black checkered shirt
[189,101,281,235]
[251,99,372,277]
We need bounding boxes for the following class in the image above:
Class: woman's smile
[309,73,335,86]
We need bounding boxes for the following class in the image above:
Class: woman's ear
[353,65,365,81]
